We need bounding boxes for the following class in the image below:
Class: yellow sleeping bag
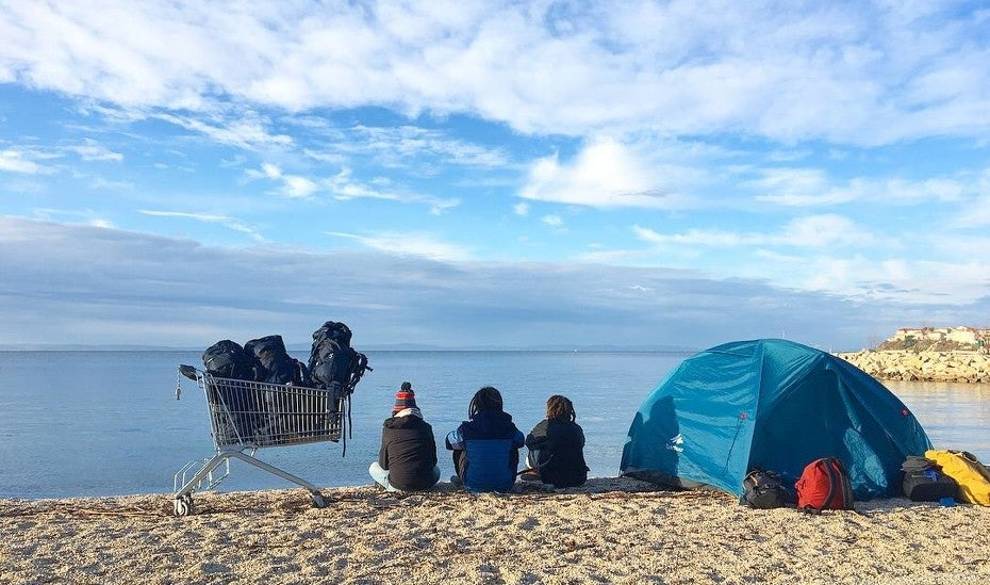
[925,450,990,505]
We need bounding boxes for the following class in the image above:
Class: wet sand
[2,477,989,584]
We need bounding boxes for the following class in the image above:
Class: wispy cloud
[948,170,990,228]
[154,112,293,150]
[633,214,880,249]
[244,162,460,211]
[302,125,511,169]
[327,168,459,215]
[541,214,564,229]
[0,149,43,174]
[246,163,319,199]
[2,140,124,178]
[138,209,264,241]
[67,138,123,162]
[90,176,133,191]
[753,168,971,207]
[327,230,471,262]
[0,148,53,174]
[30,208,113,228]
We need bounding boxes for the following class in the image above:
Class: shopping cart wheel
[311,492,327,509]
[173,495,194,517]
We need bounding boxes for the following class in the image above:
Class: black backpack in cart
[201,340,261,437]
[308,321,370,405]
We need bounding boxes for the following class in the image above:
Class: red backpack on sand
[795,457,854,512]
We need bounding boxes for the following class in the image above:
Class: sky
[0,0,989,350]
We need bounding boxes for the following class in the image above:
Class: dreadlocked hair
[469,386,503,419]
[546,395,576,422]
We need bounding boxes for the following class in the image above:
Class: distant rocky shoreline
[837,350,990,384]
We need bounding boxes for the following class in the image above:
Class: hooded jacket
[445,410,525,492]
[378,411,438,491]
[526,418,589,488]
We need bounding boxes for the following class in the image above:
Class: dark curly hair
[546,395,575,422]
[469,386,503,419]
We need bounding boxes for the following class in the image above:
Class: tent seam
[725,342,765,483]
[745,342,767,471]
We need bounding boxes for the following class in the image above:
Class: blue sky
[1,1,989,348]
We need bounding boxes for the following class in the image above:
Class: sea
[1,350,988,499]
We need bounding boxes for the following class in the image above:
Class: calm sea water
[0,351,987,499]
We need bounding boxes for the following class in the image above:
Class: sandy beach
[2,477,989,585]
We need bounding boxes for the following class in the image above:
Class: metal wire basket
[171,365,348,516]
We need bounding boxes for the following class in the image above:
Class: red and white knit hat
[392,381,417,415]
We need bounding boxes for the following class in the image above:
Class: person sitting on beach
[522,395,589,488]
[368,382,440,492]
[445,386,525,492]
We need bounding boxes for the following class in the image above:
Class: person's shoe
[449,475,463,487]
[519,470,541,482]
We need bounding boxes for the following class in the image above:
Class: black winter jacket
[525,418,588,488]
[378,415,438,491]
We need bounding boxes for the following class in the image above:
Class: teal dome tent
[620,339,932,499]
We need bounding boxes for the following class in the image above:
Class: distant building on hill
[883,327,990,353]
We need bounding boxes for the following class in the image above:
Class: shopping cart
[171,364,349,516]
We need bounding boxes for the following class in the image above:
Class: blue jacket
[446,410,525,492]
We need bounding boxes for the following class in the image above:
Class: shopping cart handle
[178,364,199,381]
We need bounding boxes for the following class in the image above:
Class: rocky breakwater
[837,350,990,383]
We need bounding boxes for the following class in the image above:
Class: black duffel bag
[902,456,958,501]
[742,469,789,509]
[203,339,258,380]
[244,335,309,385]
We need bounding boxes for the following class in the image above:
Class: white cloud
[90,177,133,191]
[957,199,990,228]
[0,149,48,174]
[950,170,990,228]
[309,125,510,168]
[247,163,318,199]
[327,168,459,214]
[138,209,264,241]
[244,163,460,210]
[541,214,564,228]
[1,2,987,144]
[520,138,695,209]
[513,202,529,216]
[30,207,112,227]
[633,214,878,249]
[282,175,318,199]
[154,112,293,150]
[764,254,990,305]
[327,230,471,262]
[67,138,123,162]
[779,215,877,248]
[754,168,972,207]
[259,163,281,179]
[1,140,123,176]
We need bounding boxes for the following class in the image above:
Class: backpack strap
[821,458,840,510]
[834,459,854,510]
